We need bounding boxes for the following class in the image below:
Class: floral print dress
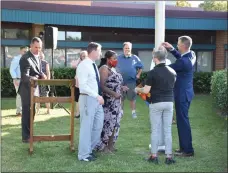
[95,65,123,151]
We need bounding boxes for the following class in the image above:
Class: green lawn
[1,95,227,172]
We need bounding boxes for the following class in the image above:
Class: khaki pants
[13,79,22,114]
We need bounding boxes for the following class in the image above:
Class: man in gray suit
[18,37,47,143]
[77,42,104,162]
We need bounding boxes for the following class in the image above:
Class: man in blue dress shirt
[162,36,196,157]
[117,42,144,119]
[9,46,29,116]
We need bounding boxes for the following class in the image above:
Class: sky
[188,1,204,7]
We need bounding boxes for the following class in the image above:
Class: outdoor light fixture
[39,31,44,39]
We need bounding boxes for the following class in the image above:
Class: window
[138,51,152,71]
[58,31,65,40]
[1,47,4,67]
[66,32,81,41]
[1,29,30,39]
[4,46,21,67]
[225,51,228,69]
[43,48,65,68]
[138,51,178,71]
[81,31,153,43]
[196,51,213,72]
[66,48,82,68]
[102,49,123,57]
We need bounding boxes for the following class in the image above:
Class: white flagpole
[150,1,166,70]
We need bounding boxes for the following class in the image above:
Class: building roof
[1,1,227,30]
[1,0,227,19]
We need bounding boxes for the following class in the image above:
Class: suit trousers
[19,85,35,140]
[78,95,104,160]
[175,99,194,153]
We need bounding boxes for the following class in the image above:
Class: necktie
[92,63,102,95]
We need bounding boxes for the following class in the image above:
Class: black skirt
[74,87,80,102]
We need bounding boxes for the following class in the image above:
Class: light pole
[150,1,166,70]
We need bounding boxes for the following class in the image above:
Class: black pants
[19,86,35,140]
[74,87,80,102]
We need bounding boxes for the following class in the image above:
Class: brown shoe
[175,152,194,157]
[16,113,22,117]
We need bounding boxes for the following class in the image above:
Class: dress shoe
[90,152,97,158]
[147,156,159,164]
[75,114,80,118]
[165,157,176,165]
[80,155,96,162]
[175,152,194,157]
[22,139,30,143]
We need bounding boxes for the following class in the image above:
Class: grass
[1,95,227,172]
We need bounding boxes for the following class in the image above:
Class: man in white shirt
[10,46,29,116]
[77,42,104,162]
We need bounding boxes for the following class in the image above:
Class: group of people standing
[10,35,195,165]
[76,36,195,164]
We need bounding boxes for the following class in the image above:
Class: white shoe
[132,112,137,119]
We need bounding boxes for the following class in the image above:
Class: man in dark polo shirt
[135,48,176,164]
[117,42,144,119]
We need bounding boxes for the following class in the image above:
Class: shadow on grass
[1,115,81,171]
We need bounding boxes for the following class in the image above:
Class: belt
[80,93,88,96]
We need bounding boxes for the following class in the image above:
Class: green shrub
[1,68,16,97]
[52,68,75,96]
[1,68,213,97]
[139,71,212,94]
[193,72,212,93]
[211,70,228,116]
[1,68,76,97]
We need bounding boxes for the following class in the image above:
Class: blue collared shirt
[10,54,22,79]
[117,54,144,84]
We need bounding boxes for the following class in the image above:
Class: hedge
[139,71,212,94]
[1,68,212,97]
[211,69,228,116]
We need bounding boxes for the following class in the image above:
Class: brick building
[1,1,227,71]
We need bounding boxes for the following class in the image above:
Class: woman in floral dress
[95,50,128,153]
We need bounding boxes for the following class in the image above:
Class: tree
[199,1,228,12]
[176,1,191,7]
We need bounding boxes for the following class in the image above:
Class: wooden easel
[29,79,75,155]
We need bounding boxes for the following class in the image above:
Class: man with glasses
[10,46,29,117]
